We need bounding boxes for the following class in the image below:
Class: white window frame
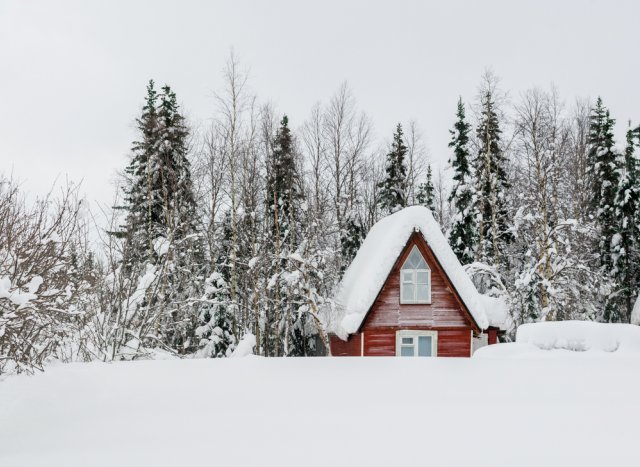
[395,330,438,357]
[400,247,431,304]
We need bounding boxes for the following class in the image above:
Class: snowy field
[1,354,639,467]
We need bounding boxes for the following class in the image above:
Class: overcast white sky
[1,0,639,208]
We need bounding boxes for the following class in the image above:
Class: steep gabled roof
[332,206,491,339]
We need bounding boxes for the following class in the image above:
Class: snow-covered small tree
[416,164,435,212]
[196,272,237,358]
[378,123,408,215]
[340,206,366,272]
[447,98,477,265]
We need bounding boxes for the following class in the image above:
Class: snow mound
[333,206,489,338]
[473,342,543,359]
[516,321,640,354]
[476,321,640,358]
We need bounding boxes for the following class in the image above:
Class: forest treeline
[1,56,639,373]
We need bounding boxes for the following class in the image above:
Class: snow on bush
[153,236,170,257]
[231,333,256,357]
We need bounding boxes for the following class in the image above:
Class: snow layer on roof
[333,206,489,338]
[477,293,511,330]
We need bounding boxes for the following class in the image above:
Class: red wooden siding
[437,329,471,357]
[359,329,471,357]
[363,330,395,356]
[330,333,361,356]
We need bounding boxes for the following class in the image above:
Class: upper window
[400,246,431,304]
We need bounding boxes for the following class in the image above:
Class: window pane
[402,283,414,302]
[416,271,429,284]
[416,284,430,302]
[401,337,413,345]
[401,270,413,283]
[402,246,428,270]
[418,336,432,356]
[400,345,414,357]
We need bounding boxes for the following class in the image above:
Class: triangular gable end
[355,231,481,333]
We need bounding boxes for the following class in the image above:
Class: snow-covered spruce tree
[149,84,204,351]
[378,123,408,215]
[264,115,306,356]
[115,80,160,270]
[109,82,204,356]
[447,98,477,265]
[475,83,512,266]
[588,98,620,271]
[340,202,366,272]
[611,125,640,322]
[416,164,435,212]
[196,271,236,358]
[266,116,303,247]
[587,98,622,321]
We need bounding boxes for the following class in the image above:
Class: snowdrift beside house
[475,320,640,358]
[1,357,639,467]
[332,206,493,338]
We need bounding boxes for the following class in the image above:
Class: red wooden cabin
[329,206,505,357]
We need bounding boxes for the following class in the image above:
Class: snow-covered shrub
[0,178,95,374]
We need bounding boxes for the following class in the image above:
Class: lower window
[396,330,437,357]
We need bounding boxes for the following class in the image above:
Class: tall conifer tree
[588,98,620,273]
[266,115,302,246]
[117,80,159,269]
[116,81,203,351]
[378,123,408,215]
[265,115,307,356]
[612,125,640,321]
[447,98,477,264]
[475,87,511,265]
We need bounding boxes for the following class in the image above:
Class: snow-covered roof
[332,206,491,338]
[477,294,511,330]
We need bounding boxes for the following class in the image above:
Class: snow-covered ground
[1,355,639,467]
